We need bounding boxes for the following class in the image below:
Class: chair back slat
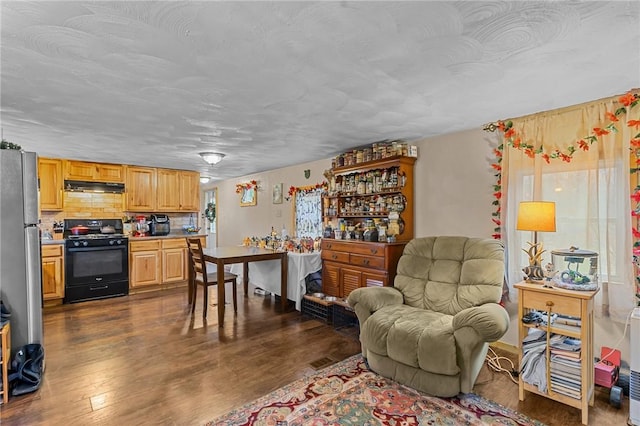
[186,237,210,284]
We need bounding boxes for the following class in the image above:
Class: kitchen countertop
[42,239,65,245]
[41,233,208,245]
[127,233,208,241]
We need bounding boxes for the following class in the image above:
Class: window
[294,189,322,238]
[514,161,625,285]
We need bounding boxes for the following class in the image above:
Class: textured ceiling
[1,1,639,181]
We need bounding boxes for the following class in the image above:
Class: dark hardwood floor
[0,285,631,425]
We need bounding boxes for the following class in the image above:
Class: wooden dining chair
[186,237,238,318]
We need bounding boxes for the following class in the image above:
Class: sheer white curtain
[501,94,637,322]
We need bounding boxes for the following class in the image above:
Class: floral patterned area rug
[208,354,545,426]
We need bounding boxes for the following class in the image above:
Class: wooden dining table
[202,246,288,326]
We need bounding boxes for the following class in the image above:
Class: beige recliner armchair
[347,236,509,397]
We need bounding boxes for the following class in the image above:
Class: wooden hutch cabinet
[320,149,416,298]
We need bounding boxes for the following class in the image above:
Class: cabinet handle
[363,259,370,265]
[326,243,332,249]
[370,249,378,254]
[332,254,338,259]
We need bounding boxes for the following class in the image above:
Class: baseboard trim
[489,341,518,355]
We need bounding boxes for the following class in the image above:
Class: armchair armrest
[347,286,403,313]
[452,303,509,342]
[347,287,403,328]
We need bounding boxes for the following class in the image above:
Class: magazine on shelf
[551,322,581,333]
[554,314,582,327]
[550,348,581,359]
[551,354,581,367]
[551,370,582,386]
[550,361,581,375]
[551,383,581,399]
[550,336,581,351]
[551,375,581,389]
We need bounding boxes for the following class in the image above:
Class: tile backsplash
[40,192,201,233]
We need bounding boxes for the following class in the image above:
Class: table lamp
[516,201,556,282]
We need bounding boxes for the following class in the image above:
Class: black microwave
[149,214,170,236]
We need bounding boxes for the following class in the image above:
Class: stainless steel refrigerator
[0,150,43,355]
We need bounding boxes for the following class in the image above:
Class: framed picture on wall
[273,183,283,204]
[240,187,257,206]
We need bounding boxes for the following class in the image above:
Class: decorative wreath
[205,202,215,222]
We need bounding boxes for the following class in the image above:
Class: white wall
[201,157,332,247]
[206,129,631,365]
[413,128,497,238]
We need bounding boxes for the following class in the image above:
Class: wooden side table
[515,281,598,425]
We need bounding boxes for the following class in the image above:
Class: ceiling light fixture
[199,152,225,165]
[199,177,210,184]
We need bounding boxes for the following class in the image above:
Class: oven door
[65,244,129,287]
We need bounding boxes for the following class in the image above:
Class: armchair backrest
[394,236,504,316]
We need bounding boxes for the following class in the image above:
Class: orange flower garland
[487,90,640,301]
[235,180,258,193]
[286,182,328,200]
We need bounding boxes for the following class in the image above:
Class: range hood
[64,180,125,194]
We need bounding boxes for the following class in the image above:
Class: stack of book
[549,334,582,399]
[551,314,582,333]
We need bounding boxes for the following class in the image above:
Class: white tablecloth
[230,251,322,310]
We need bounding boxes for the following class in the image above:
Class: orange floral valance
[485,90,640,302]
[485,90,640,240]
[286,182,327,200]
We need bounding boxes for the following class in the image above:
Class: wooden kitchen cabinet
[156,169,181,211]
[320,240,405,298]
[156,169,200,212]
[515,281,598,425]
[42,244,65,305]
[38,157,63,211]
[130,237,198,290]
[179,170,200,211]
[64,160,124,183]
[126,166,157,211]
[129,240,162,288]
[161,239,187,283]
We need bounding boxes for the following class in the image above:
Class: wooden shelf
[332,155,416,174]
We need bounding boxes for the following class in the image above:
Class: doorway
[203,188,217,248]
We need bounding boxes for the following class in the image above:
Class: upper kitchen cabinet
[156,169,200,212]
[126,166,157,211]
[179,170,200,211]
[38,157,63,211]
[156,169,180,211]
[64,160,124,183]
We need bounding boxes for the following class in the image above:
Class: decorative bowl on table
[182,225,201,234]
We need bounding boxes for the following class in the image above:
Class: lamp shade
[516,201,556,232]
[199,152,225,165]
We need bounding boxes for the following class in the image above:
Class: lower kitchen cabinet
[320,239,406,298]
[129,240,162,288]
[129,237,205,291]
[161,239,188,284]
[42,244,64,305]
